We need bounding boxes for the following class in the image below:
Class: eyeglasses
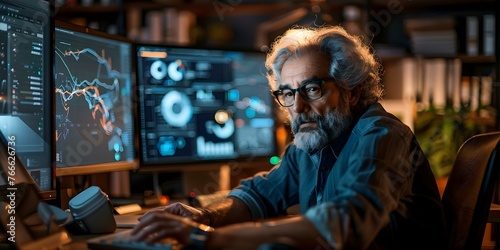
[272,78,333,107]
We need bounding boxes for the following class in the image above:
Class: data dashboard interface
[0,0,53,192]
[136,45,277,166]
[54,22,136,172]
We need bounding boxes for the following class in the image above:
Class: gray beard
[291,108,352,153]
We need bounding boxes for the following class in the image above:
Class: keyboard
[87,229,182,250]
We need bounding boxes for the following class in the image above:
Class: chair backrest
[442,131,500,250]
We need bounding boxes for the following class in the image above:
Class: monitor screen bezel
[134,43,279,171]
[54,20,139,177]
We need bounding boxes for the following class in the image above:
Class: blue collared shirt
[228,103,447,249]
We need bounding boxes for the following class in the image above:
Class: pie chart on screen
[167,59,185,81]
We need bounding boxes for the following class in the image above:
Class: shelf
[54,2,125,35]
[457,55,496,64]
[56,4,120,15]
[375,51,496,64]
[404,54,495,63]
[370,0,495,13]
[123,0,338,17]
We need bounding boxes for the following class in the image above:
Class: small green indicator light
[270,156,281,165]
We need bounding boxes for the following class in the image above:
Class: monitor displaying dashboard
[54,21,137,176]
[136,45,278,168]
[0,0,55,199]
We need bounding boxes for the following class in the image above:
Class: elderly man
[130,25,448,250]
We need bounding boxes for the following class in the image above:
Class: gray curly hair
[265,25,384,110]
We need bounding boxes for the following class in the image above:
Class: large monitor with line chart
[54,21,137,176]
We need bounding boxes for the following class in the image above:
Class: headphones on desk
[38,186,116,234]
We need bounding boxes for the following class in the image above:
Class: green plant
[414,106,492,178]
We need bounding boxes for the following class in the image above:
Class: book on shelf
[466,16,479,56]
[483,14,495,56]
[404,16,457,56]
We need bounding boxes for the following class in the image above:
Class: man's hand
[130,210,198,245]
[140,202,211,225]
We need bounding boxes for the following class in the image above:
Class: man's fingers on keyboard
[132,223,161,242]
[138,209,164,221]
[135,211,163,229]
[131,213,155,235]
[143,227,173,244]
[132,219,179,243]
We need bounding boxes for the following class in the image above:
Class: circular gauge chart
[150,60,167,80]
[212,118,234,139]
[161,90,193,127]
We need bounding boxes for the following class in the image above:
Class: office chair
[441,131,500,250]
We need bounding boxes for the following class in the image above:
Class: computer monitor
[54,21,137,176]
[136,44,279,170]
[0,0,56,200]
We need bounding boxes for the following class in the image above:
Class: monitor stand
[56,173,112,210]
[108,172,164,208]
[56,176,78,210]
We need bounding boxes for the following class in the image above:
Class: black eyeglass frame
[272,78,333,107]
